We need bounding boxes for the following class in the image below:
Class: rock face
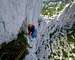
[37,3,75,60]
[0,0,42,44]
[0,0,75,60]
[24,2,75,60]
[35,2,75,60]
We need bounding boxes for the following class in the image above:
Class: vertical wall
[0,0,42,44]
[26,0,42,28]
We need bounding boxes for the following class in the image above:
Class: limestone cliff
[0,0,42,44]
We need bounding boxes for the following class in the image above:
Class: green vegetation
[48,55,51,59]
[42,0,74,17]
[73,58,75,60]
[42,1,65,17]
[54,59,60,60]
[48,54,52,59]
[69,55,74,58]
[49,29,57,38]
[67,34,75,43]
[60,41,64,46]
[70,50,72,53]
[0,31,29,60]
[62,49,68,58]
[53,53,56,56]
[67,23,75,44]
[56,51,60,57]
[72,48,75,53]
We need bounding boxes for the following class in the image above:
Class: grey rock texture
[35,2,75,60]
[0,0,42,44]
[0,0,75,60]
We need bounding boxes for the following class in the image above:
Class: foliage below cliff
[0,31,29,60]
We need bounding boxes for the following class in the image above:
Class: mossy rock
[0,31,29,60]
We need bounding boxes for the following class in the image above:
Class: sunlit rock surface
[0,0,42,44]
[35,2,75,60]
[0,0,75,60]
[24,2,75,60]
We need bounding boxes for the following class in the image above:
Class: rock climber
[28,24,37,38]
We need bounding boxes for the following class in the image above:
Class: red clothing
[28,31,32,35]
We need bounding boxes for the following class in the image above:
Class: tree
[42,0,73,17]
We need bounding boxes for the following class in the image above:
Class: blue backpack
[31,29,37,38]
